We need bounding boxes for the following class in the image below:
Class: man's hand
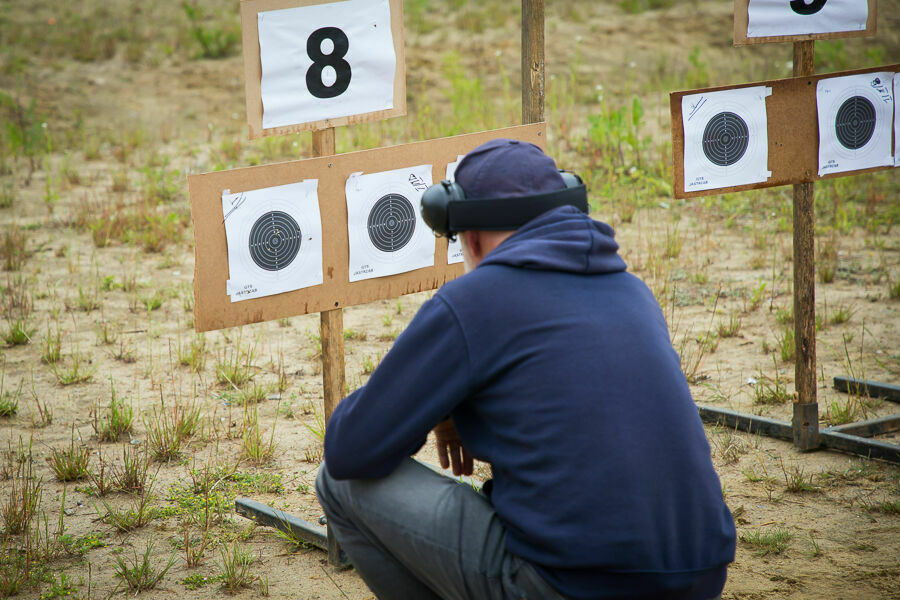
[433,419,474,477]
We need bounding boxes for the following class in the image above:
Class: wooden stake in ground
[522,0,544,124]
[791,40,819,451]
[313,126,346,565]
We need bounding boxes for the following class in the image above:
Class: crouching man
[316,139,735,600]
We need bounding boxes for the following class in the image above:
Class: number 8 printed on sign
[257,0,398,130]
[789,0,827,15]
[306,27,351,99]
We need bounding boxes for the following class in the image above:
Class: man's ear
[463,230,482,261]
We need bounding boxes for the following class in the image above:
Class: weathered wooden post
[521,0,544,125]
[791,40,819,450]
[312,126,345,564]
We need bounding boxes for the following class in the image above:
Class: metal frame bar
[698,405,900,464]
[825,415,900,438]
[833,377,900,403]
[235,498,351,567]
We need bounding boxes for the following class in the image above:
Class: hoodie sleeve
[323,295,472,480]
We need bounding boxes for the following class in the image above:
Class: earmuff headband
[420,171,588,238]
[447,185,588,232]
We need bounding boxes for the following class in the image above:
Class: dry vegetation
[0,0,898,598]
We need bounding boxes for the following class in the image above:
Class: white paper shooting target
[817,72,894,176]
[346,165,435,282]
[444,155,466,265]
[682,86,771,193]
[223,181,323,302]
[747,0,868,38]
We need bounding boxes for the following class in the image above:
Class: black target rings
[834,96,877,151]
[367,193,416,253]
[702,111,750,167]
[248,211,303,271]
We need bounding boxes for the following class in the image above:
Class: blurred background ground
[0,1,898,598]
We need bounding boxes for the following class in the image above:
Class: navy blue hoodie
[324,206,736,599]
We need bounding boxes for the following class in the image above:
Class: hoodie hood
[478,206,627,275]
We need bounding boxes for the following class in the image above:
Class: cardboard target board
[188,123,546,332]
[241,0,406,139]
[670,64,899,199]
[734,0,877,45]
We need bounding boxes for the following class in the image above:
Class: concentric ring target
[701,111,750,167]
[248,211,303,272]
[366,193,416,253]
[834,96,876,150]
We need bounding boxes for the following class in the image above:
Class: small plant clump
[1,441,40,536]
[48,429,90,482]
[144,397,202,461]
[752,358,792,406]
[242,408,277,465]
[112,537,176,593]
[39,324,62,364]
[1,226,29,271]
[0,377,22,417]
[96,484,159,532]
[780,459,817,494]
[825,397,861,426]
[115,444,151,495]
[179,334,207,372]
[740,526,793,556]
[3,316,34,346]
[91,380,134,442]
[217,541,257,593]
[716,312,742,338]
[343,328,367,341]
[50,350,97,386]
[215,341,257,388]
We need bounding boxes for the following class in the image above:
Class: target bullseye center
[367,193,416,253]
[835,95,876,150]
[701,111,750,167]
[249,211,302,272]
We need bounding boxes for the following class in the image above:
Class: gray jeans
[315,458,568,600]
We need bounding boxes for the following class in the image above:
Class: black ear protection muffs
[420,171,589,238]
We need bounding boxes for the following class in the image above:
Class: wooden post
[791,41,819,451]
[313,127,346,565]
[521,0,545,125]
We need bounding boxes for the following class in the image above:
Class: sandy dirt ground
[0,1,898,599]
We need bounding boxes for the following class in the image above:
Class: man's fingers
[449,441,462,475]
[436,441,450,469]
[462,449,474,477]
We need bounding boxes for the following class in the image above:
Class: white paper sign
[747,0,867,37]
[682,87,772,193]
[444,155,466,265]
[258,0,396,129]
[346,165,435,282]
[895,76,900,168]
[223,181,323,302]
[817,72,894,176]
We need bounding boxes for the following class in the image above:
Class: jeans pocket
[506,556,567,600]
